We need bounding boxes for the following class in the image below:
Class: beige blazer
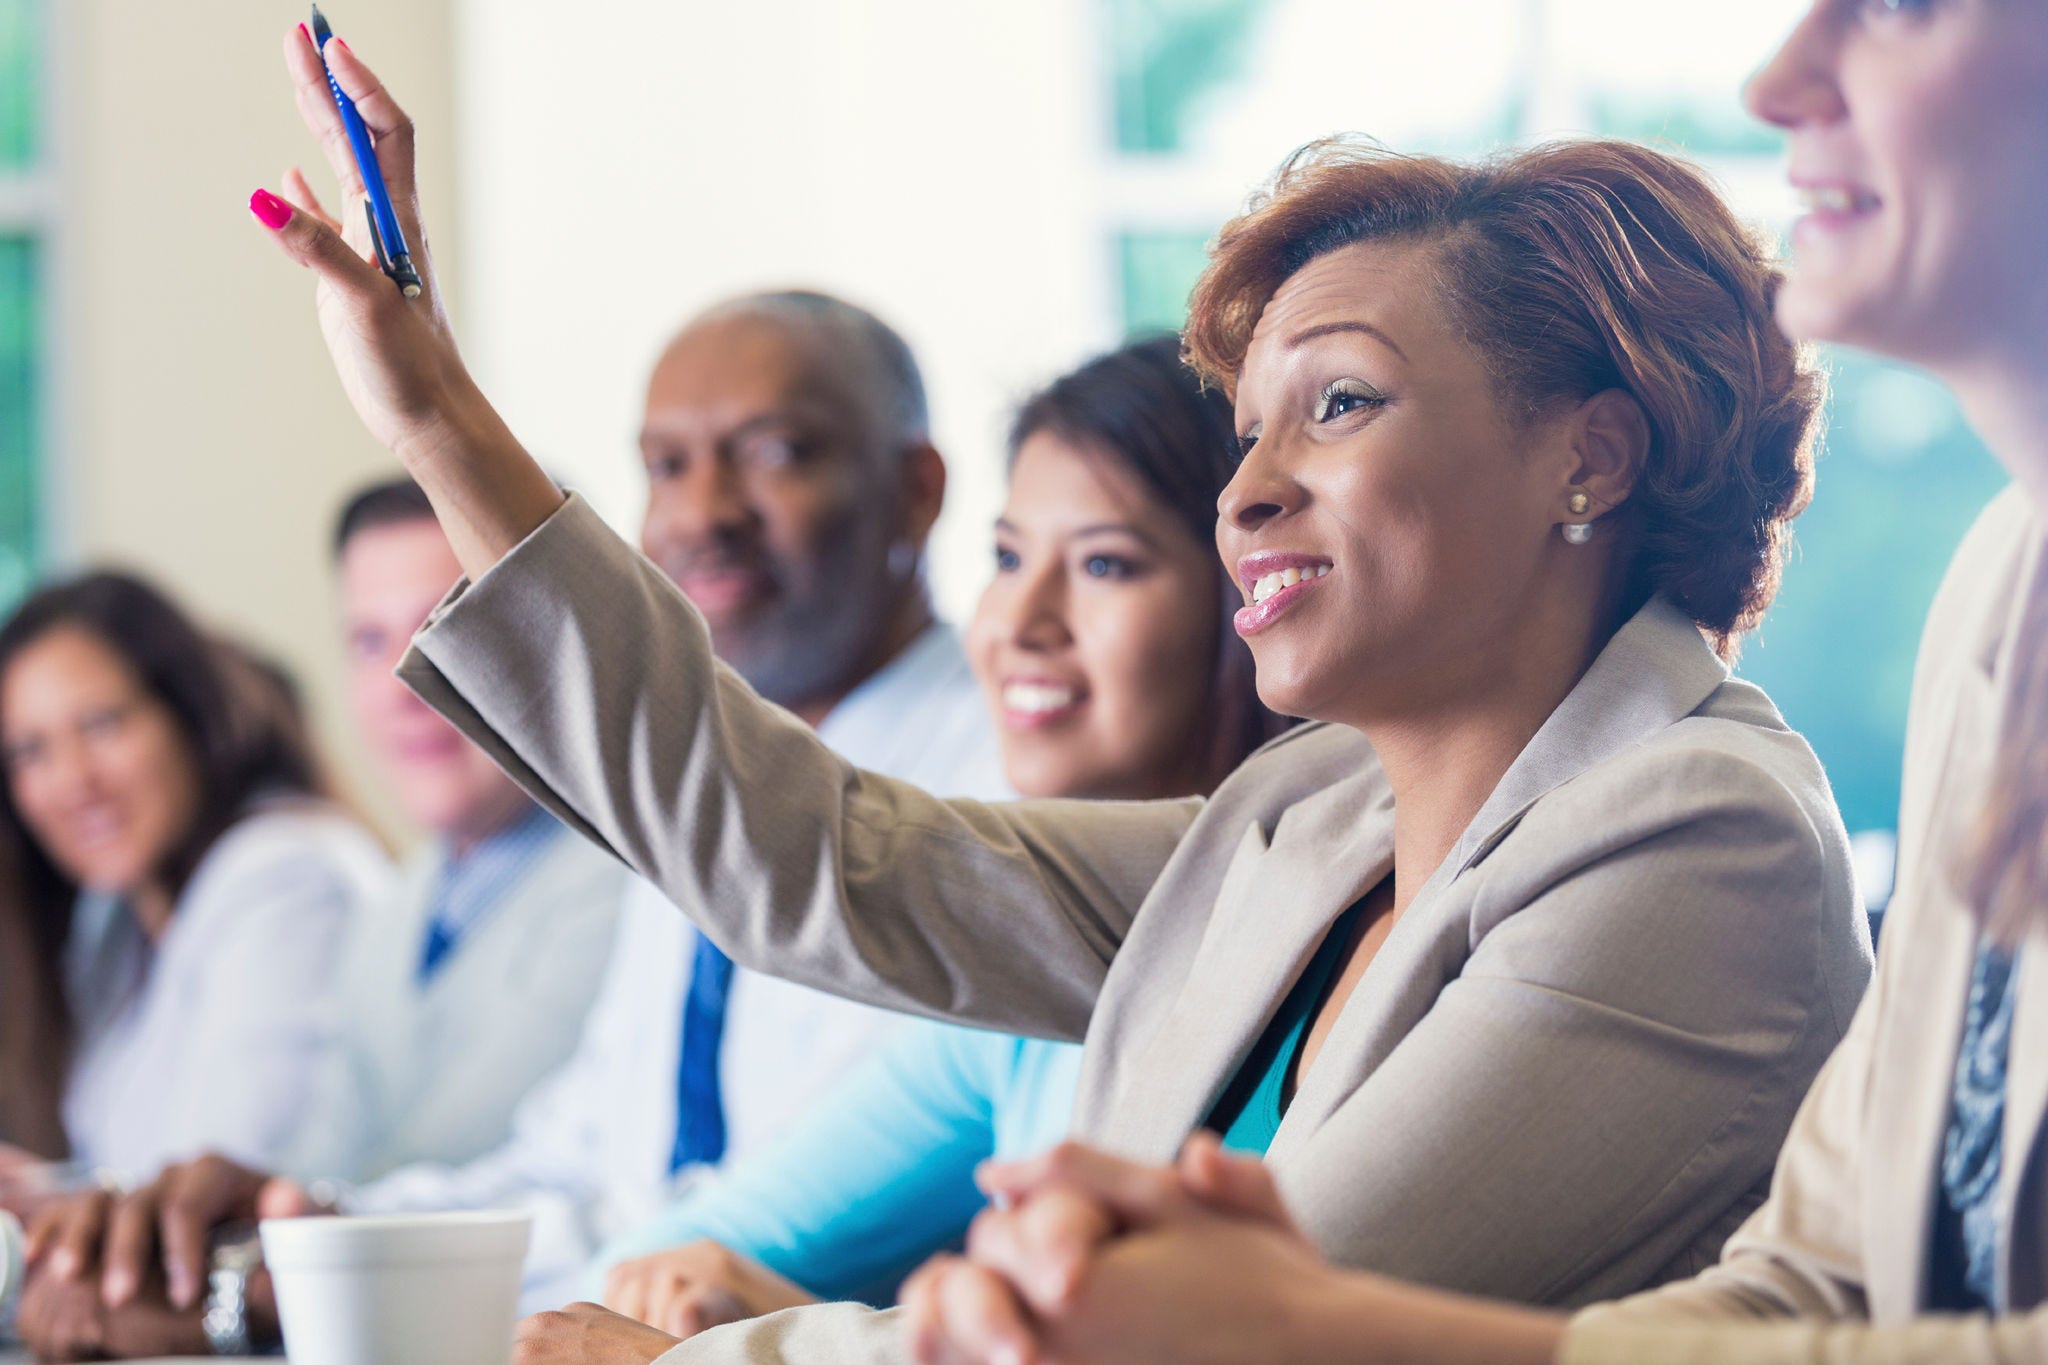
[399,496,1870,1361]
[1565,486,2048,1365]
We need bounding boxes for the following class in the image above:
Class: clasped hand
[898,1133,1335,1365]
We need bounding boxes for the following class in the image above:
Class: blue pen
[308,4,422,297]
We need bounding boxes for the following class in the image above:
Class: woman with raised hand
[251,26,1868,1364]
[589,335,1289,1342]
[0,574,389,1190]
[903,1,2048,1363]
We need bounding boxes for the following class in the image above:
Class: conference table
[0,1354,281,1364]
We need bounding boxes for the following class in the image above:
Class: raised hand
[255,23,561,580]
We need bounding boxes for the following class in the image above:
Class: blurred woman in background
[592,335,1289,1340]
[0,572,389,1192]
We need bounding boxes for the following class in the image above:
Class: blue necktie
[670,932,735,1172]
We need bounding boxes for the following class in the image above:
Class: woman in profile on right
[904,1,2048,1361]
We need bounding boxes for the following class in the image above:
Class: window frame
[0,0,64,593]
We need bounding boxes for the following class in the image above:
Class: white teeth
[1799,186,1872,214]
[1249,564,1329,604]
[1003,682,1079,715]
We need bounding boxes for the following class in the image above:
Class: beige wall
[52,0,459,843]
[451,0,1114,627]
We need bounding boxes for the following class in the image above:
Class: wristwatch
[201,1226,264,1357]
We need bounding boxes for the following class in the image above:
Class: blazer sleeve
[1560,1309,2048,1364]
[1275,742,1868,1307]
[397,495,1198,1042]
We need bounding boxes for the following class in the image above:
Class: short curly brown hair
[1186,137,1822,660]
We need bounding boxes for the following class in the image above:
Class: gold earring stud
[1567,491,1591,516]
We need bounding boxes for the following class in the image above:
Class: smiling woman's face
[1221,237,1590,727]
[968,432,1220,801]
[1747,0,2048,365]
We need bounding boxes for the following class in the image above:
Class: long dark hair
[0,572,328,1155]
[1010,335,1294,792]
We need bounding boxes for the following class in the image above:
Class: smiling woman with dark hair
[0,572,389,1187]
[175,29,1890,1364]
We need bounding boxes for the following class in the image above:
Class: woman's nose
[1003,564,1073,651]
[1744,5,1848,130]
[1218,439,1299,534]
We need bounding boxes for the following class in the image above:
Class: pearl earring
[1563,491,1593,545]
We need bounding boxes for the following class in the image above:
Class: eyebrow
[1284,320,1408,362]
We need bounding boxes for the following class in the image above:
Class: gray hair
[699,289,930,445]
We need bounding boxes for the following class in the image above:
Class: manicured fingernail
[298,22,311,44]
[49,1248,77,1280]
[169,1267,197,1309]
[334,37,351,52]
[249,188,293,230]
[102,1267,135,1306]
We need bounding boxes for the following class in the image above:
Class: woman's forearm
[1286,1272,1565,1365]
[397,381,565,584]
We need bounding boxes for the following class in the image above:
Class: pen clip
[364,201,395,277]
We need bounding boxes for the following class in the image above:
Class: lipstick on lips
[1235,551,1333,636]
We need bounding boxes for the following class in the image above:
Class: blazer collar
[1104,771,1398,1158]
[1102,597,1729,1161]
[1267,598,1733,1156]
[1443,596,1730,885]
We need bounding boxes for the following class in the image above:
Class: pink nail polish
[297,22,310,45]
[249,188,293,230]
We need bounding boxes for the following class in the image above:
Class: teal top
[1207,899,1368,1155]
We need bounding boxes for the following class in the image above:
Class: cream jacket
[398,496,1871,1361]
[1567,487,2048,1365]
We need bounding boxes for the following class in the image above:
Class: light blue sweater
[590,1021,1083,1304]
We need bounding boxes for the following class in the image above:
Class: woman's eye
[81,708,128,740]
[1315,380,1387,423]
[993,546,1021,573]
[1083,555,1138,580]
[1865,0,1932,16]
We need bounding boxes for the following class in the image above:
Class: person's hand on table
[256,24,562,576]
[15,1260,210,1362]
[515,1301,683,1365]
[602,1239,820,1340]
[24,1152,324,1314]
[900,1135,1341,1365]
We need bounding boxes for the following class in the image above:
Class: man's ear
[1558,388,1648,525]
[898,441,948,548]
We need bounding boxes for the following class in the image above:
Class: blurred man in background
[290,480,629,1182]
[18,291,1007,1358]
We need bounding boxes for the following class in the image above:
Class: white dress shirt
[288,812,627,1182]
[61,804,394,1182]
[349,623,1009,1308]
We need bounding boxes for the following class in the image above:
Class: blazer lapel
[1448,598,1730,881]
[1865,570,2014,1319]
[1272,598,1732,1159]
[1989,527,2048,1309]
[1104,779,1396,1158]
